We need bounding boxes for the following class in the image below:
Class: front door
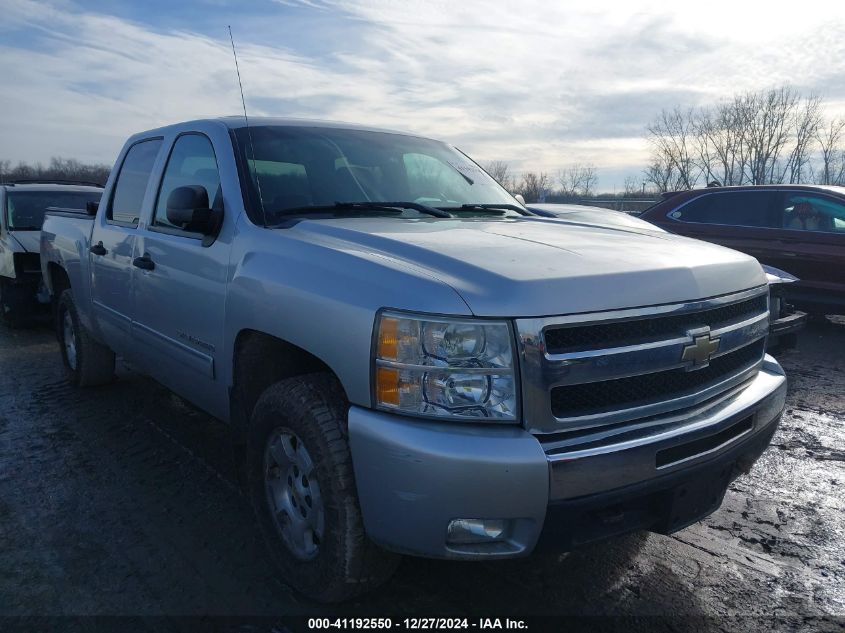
[131,133,230,415]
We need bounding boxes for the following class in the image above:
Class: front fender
[221,218,472,407]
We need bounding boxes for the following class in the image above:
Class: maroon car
[641,185,845,316]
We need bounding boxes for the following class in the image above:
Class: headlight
[373,311,518,422]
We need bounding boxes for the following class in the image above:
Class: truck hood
[287,216,766,317]
[8,231,40,253]
[528,204,666,233]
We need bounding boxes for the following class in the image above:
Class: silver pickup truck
[41,117,787,602]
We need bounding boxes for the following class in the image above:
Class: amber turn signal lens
[376,367,401,406]
[377,316,399,360]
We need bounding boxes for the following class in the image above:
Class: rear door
[131,132,230,414]
[89,138,163,355]
[766,190,845,299]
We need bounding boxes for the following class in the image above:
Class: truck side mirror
[166,185,222,244]
[513,194,526,206]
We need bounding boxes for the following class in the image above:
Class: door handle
[89,241,107,256]
[132,254,155,271]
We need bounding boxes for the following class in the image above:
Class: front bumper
[348,356,787,560]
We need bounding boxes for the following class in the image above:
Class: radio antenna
[228,26,267,226]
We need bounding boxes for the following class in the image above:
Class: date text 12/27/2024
[308,619,528,630]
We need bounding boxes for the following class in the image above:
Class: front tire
[57,289,115,387]
[247,374,399,602]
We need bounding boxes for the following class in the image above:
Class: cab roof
[134,116,423,141]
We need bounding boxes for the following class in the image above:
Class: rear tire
[247,373,399,602]
[57,289,115,387]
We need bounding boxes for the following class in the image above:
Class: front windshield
[232,126,521,223]
[6,191,102,230]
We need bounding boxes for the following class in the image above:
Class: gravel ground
[0,318,843,631]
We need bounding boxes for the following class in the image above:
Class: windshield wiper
[449,165,474,185]
[442,203,535,216]
[336,201,450,217]
[271,201,450,223]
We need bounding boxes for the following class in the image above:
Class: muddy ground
[0,318,843,631]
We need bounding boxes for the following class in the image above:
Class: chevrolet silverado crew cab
[41,118,787,602]
[0,181,101,326]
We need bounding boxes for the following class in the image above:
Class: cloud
[1,0,844,188]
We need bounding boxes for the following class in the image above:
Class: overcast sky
[2,0,844,190]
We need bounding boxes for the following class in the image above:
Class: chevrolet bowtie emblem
[681,330,720,369]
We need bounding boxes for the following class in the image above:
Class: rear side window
[153,134,221,234]
[667,191,780,228]
[109,139,162,225]
[780,192,845,234]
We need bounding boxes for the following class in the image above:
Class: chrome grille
[544,294,767,354]
[515,287,769,434]
[549,339,765,418]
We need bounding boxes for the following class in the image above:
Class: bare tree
[557,163,598,197]
[9,161,36,181]
[623,176,640,196]
[781,94,822,184]
[647,107,699,189]
[482,160,512,188]
[643,157,682,193]
[518,171,549,203]
[0,157,111,185]
[693,103,745,186]
[816,117,845,185]
[734,87,797,184]
[649,86,835,188]
[833,152,845,186]
[581,165,598,196]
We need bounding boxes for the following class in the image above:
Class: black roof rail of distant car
[1,179,104,188]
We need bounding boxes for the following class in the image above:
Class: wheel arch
[47,262,71,297]
[230,329,347,443]
[47,263,72,330]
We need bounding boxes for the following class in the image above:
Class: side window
[780,193,845,234]
[109,139,162,225]
[668,191,779,228]
[667,194,716,223]
[153,134,221,234]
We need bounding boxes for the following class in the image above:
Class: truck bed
[41,211,96,325]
